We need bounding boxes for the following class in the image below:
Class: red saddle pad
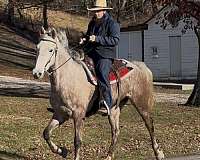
[109,67,130,82]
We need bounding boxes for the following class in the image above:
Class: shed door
[129,31,142,61]
[118,31,142,61]
[118,32,129,59]
[169,36,181,77]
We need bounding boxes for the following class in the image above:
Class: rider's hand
[79,38,86,44]
[89,35,96,42]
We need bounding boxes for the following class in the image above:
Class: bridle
[38,35,92,76]
[39,37,72,75]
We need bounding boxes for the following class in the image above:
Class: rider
[80,0,120,115]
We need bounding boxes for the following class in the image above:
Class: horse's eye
[49,49,53,52]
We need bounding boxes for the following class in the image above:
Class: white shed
[118,6,199,81]
[118,24,147,61]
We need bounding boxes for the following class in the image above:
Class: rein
[48,57,72,75]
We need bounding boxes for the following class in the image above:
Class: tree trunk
[43,2,48,30]
[110,0,121,23]
[185,26,200,106]
[8,0,14,24]
[116,0,121,23]
[0,76,50,98]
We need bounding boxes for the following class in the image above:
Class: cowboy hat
[87,0,113,11]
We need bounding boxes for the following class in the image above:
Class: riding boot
[97,87,111,116]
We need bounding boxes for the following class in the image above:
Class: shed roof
[121,1,200,32]
[120,24,148,32]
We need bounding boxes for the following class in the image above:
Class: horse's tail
[131,61,154,112]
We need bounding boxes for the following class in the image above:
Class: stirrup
[98,100,111,116]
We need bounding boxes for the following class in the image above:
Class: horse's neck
[55,45,71,71]
[50,45,84,90]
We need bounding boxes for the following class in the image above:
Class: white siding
[144,14,198,80]
[144,23,170,78]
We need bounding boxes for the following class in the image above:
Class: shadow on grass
[0,150,26,160]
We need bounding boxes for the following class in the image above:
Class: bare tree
[43,1,48,29]
[8,0,15,24]
[109,0,144,23]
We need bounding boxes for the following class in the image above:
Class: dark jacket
[84,12,120,59]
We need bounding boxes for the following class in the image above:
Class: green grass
[0,96,199,160]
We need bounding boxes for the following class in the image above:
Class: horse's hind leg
[43,113,67,158]
[106,107,120,160]
[141,112,164,160]
[132,102,164,160]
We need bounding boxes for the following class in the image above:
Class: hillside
[48,10,89,32]
[0,6,90,79]
[0,24,35,66]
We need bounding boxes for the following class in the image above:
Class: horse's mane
[55,28,84,61]
[55,28,69,51]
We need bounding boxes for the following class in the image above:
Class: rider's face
[95,10,106,19]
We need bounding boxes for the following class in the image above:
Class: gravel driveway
[155,92,189,104]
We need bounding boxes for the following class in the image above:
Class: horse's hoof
[157,150,164,160]
[59,147,68,158]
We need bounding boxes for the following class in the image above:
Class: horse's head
[33,27,58,79]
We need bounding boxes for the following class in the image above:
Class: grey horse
[32,27,164,160]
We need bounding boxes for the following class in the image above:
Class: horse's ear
[52,28,57,39]
[41,26,46,34]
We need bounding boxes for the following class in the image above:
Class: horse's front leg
[43,113,68,158]
[73,112,84,160]
[106,107,120,160]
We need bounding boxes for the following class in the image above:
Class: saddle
[82,55,133,85]
[77,56,134,117]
